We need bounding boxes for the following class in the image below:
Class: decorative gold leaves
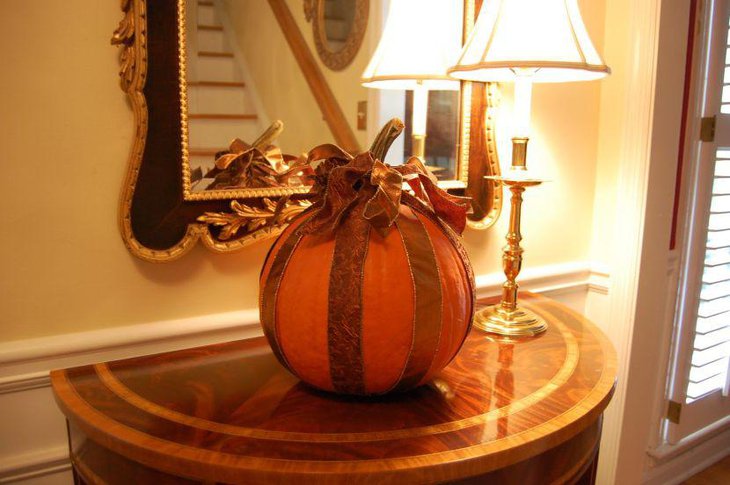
[198,197,311,241]
[303,0,316,22]
[111,0,137,91]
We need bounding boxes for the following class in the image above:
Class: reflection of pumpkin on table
[51,293,616,484]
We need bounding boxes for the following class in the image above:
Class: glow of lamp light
[412,85,429,137]
[512,73,533,139]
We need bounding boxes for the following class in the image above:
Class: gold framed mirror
[112,0,501,262]
[179,1,315,201]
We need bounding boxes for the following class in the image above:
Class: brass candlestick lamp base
[412,134,426,160]
[475,294,548,337]
[475,138,547,337]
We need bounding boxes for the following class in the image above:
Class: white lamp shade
[362,0,463,90]
[448,0,609,83]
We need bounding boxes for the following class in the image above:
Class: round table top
[52,294,617,483]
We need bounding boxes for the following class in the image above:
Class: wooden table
[51,294,616,484]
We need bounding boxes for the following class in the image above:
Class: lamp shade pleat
[362,0,463,90]
[448,0,609,83]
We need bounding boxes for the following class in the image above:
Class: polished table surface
[51,294,617,484]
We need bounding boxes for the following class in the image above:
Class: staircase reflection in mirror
[182,0,462,195]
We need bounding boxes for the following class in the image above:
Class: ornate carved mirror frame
[112,0,501,262]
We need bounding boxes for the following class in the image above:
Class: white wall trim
[0,261,608,380]
[0,308,261,366]
[0,309,262,379]
[643,420,730,485]
[0,261,609,484]
[475,261,608,297]
[648,414,730,463]
[595,0,667,482]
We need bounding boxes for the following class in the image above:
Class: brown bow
[215,138,285,172]
[206,138,309,190]
[299,145,469,236]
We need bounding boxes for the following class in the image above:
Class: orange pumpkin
[259,122,475,395]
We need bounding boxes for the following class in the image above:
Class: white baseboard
[0,261,609,484]
[0,446,70,484]
[0,372,50,396]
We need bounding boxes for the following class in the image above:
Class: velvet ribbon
[299,144,470,236]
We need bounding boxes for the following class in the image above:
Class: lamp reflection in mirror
[361,0,462,160]
[449,0,610,337]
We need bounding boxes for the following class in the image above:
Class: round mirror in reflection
[306,0,369,71]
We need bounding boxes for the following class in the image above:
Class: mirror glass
[322,0,357,52]
[184,0,334,196]
[404,90,460,180]
[181,0,462,198]
[115,0,501,260]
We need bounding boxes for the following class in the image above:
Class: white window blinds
[688,148,730,402]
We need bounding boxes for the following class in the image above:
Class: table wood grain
[51,294,617,484]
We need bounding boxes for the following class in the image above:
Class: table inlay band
[52,294,617,483]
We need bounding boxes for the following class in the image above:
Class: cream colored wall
[583,0,632,335]
[223,0,370,155]
[0,0,273,341]
[464,0,606,272]
[589,0,630,274]
[0,0,605,344]
[293,0,372,151]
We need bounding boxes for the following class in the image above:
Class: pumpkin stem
[252,120,284,150]
[369,118,404,162]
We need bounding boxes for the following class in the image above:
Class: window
[687,148,730,402]
[666,0,730,444]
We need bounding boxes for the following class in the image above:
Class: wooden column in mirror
[52,294,616,484]
[113,0,501,262]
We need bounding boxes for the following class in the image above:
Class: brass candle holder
[412,134,426,160]
[474,137,547,337]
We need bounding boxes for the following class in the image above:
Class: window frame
[666,0,730,444]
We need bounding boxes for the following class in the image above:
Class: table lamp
[361,0,462,160]
[448,0,610,336]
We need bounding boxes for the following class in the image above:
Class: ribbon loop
[300,145,470,236]
[363,160,403,236]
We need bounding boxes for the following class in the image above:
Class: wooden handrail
[198,51,233,58]
[267,0,360,153]
[187,81,246,87]
[188,113,258,120]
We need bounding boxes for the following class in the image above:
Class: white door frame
[593,0,697,483]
